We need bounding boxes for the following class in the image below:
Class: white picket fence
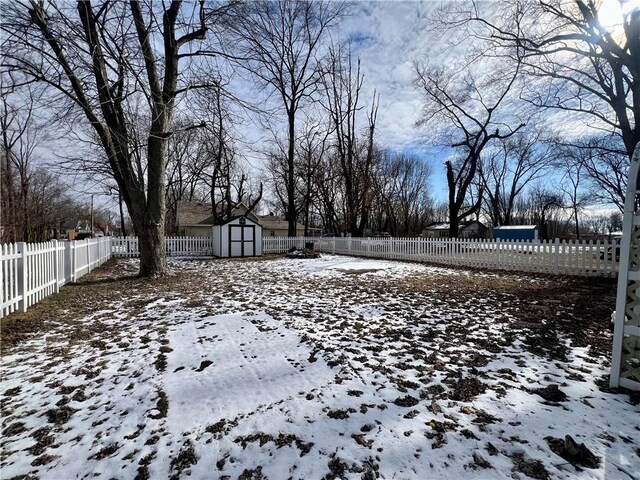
[112,236,212,257]
[263,236,621,277]
[0,237,112,317]
[0,234,620,319]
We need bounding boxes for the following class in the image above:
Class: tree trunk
[449,207,460,238]
[446,161,460,238]
[287,109,296,236]
[136,215,166,277]
[138,123,169,276]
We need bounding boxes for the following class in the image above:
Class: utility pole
[90,195,94,238]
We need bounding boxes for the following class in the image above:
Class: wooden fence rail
[0,237,112,318]
[262,236,620,277]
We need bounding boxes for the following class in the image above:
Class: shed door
[229,225,255,257]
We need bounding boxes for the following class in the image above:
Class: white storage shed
[212,215,263,258]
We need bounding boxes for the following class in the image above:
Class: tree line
[1,1,637,276]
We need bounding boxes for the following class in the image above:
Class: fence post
[72,240,78,283]
[52,240,60,293]
[18,242,28,313]
[86,239,91,273]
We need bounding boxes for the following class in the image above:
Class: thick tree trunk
[446,161,460,238]
[449,207,460,238]
[136,215,166,277]
[287,110,296,236]
[137,122,169,276]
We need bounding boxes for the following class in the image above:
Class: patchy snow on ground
[1,254,638,480]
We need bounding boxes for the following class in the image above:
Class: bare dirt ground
[1,255,638,480]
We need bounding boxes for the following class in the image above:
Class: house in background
[176,201,260,237]
[176,201,213,237]
[258,213,320,237]
[493,225,539,241]
[176,202,321,238]
[458,221,488,239]
[422,222,450,238]
[422,220,488,239]
[59,219,92,240]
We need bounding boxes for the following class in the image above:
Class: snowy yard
[1,254,638,480]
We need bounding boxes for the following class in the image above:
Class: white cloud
[338,1,437,148]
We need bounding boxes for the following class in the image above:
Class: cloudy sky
[341,1,463,198]
[339,1,437,148]
[229,1,458,199]
[228,0,631,207]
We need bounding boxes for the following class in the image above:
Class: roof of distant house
[425,220,486,230]
[176,201,214,226]
[259,214,305,231]
[177,201,260,226]
[61,219,91,231]
[493,225,538,230]
[424,223,450,230]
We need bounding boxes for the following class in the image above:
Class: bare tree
[166,94,263,234]
[0,85,47,242]
[1,1,231,276]
[223,0,344,235]
[480,127,554,226]
[567,134,628,212]
[312,151,344,235]
[165,124,207,233]
[555,147,592,238]
[371,152,433,236]
[441,0,639,159]
[512,185,564,239]
[323,47,380,237]
[295,118,329,236]
[415,56,525,237]
[202,87,263,223]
